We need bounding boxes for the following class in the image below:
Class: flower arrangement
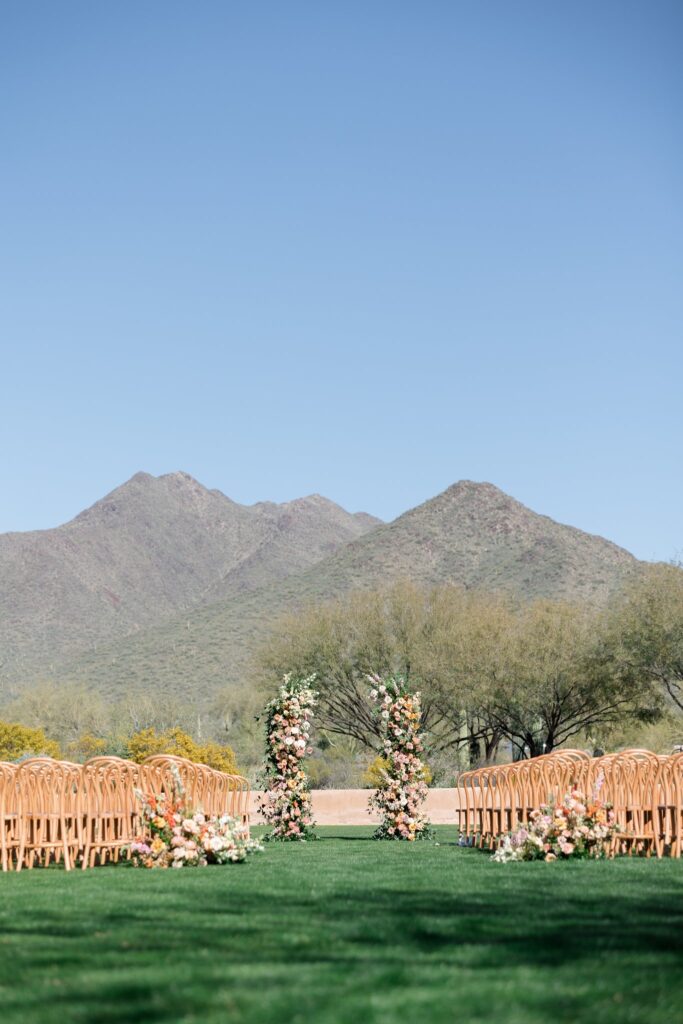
[259,673,318,841]
[368,674,431,841]
[129,770,262,868]
[492,784,617,863]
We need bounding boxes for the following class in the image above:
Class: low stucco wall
[248,787,464,826]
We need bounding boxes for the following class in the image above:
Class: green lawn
[1,826,682,1024]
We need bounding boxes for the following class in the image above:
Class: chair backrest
[599,750,661,831]
[141,755,202,811]
[0,762,20,861]
[82,757,141,826]
[14,758,83,863]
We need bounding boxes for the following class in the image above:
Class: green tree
[5,681,108,754]
[260,583,643,765]
[477,600,642,757]
[608,563,683,713]
[260,581,508,762]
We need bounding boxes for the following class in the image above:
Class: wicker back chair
[0,762,19,871]
[654,752,683,858]
[596,750,661,857]
[15,758,82,871]
[81,757,142,868]
[141,756,206,809]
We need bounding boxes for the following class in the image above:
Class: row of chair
[0,754,250,872]
[458,748,683,858]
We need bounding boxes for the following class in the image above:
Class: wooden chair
[142,755,202,809]
[471,766,489,847]
[454,748,683,860]
[0,762,19,871]
[604,751,661,857]
[81,757,141,868]
[15,759,82,871]
[480,765,499,848]
[653,752,683,859]
[456,767,475,841]
[226,773,251,831]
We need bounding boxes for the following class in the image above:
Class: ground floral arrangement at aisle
[368,674,432,841]
[129,769,262,868]
[259,673,318,841]
[493,782,617,863]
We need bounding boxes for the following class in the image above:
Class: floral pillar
[368,674,431,840]
[259,673,318,841]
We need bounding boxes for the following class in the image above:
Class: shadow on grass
[2,846,683,1024]
[9,874,681,967]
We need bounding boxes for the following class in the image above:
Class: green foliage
[0,720,61,761]
[260,581,489,753]
[607,562,683,713]
[4,681,109,756]
[477,598,646,757]
[260,581,642,762]
[306,735,366,789]
[67,733,109,761]
[0,681,247,770]
[587,710,683,755]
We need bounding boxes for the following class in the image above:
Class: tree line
[2,562,681,780]
[259,563,683,770]
[0,683,243,772]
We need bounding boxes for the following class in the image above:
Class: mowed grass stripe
[0,827,682,1023]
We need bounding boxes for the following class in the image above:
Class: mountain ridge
[0,471,380,686]
[0,474,641,704]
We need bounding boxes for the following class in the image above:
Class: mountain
[0,472,380,686]
[293,480,637,603]
[24,480,640,704]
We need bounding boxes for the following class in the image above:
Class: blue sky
[1,2,681,561]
